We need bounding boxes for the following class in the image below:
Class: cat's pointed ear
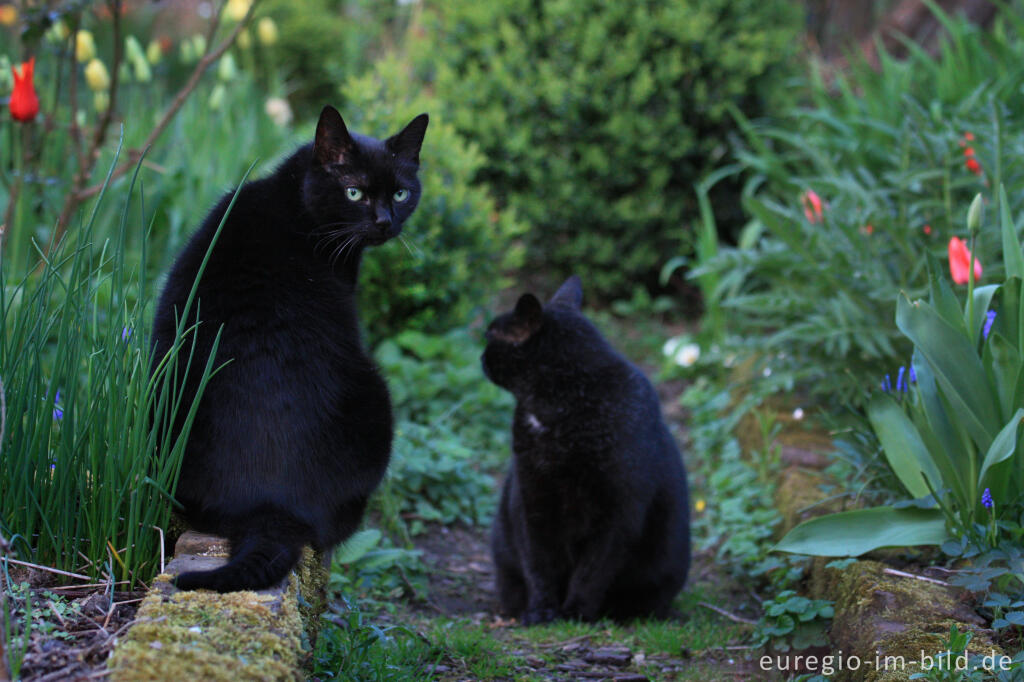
[313,105,355,166]
[514,293,543,337]
[549,275,583,310]
[385,113,429,164]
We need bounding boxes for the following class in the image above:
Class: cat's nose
[373,206,391,228]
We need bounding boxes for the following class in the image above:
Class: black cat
[150,106,428,592]
[482,276,690,623]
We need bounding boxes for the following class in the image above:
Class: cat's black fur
[151,106,428,592]
[482,276,690,624]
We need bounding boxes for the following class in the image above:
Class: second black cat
[482,276,690,623]
[151,106,428,592]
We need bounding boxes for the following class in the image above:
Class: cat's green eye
[345,187,364,201]
[393,189,410,203]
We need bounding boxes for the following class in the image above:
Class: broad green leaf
[774,507,948,557]
[1000,277,1022,352]
[897,294,1000,448]
[989,333,1021,422]
[971,285,999,341]
[868,393,941,499]
[333,528,382,564]
[925,253,967,334]
[977,408,1024,492]
[911,352,970,505]
[1000,185,1024,280]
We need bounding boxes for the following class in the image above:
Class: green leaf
[1000,185,1024,280]
[925,253,967,334]
[971,285,999,341]
[868,393,941,499]
[333,529,382,564]
[774,507,948,556]
[910,352,970,504]
[988,333,1021,422]
[977,408,1024,491]
[896,294,1000,448]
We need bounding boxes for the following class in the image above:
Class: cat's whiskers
[397,234,423,260]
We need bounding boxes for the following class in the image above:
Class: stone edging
[106,532,326,681]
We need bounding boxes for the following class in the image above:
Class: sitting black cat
[482,275,690,623]
[151,106,428,592]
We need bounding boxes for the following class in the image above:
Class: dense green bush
[259,0,413,116]
[416,0,802,298]
[693,5,1024,406]
[341,57,526,339]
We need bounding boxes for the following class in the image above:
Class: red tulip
[948,236,982,285]
[9,57,39,122]
[801,189,823,223]
[966,157,983,176]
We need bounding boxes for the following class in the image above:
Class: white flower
[674,343,700,368]
[264,97,292,127]
[763,367,772,377]
[662,336,682,358]
[792,407,804,420]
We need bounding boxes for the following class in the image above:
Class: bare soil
[1,565,144,682]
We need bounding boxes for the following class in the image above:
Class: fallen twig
[698,600,758,626]
[883,567,949,586]
[3,557,92,581]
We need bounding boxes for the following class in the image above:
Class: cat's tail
[174,522,309,593]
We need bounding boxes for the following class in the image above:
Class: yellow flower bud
[76,30,96,63]
[236,28,252,50]
[217,52,237,82]
[45,20,69,43]
[694,499,706,513]
[208,83,226,110]
[133,56,152,82]
[125,35,146,63]
[0,5,18,27]
[224,0,251,22]
[192,34,207,58]
[84,58,111,92]
[257,17,278,46]
[93,91,109,112]
[146,40,162,65]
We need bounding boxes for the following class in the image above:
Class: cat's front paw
[521,607,559,626]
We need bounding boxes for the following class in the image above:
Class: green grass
[0,150,226,587]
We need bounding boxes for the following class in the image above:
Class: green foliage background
[414,0,803,298]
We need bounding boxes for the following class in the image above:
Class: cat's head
[481,275,588,394]
[303,105,428,254]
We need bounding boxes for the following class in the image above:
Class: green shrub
[372,327,512,535]
[417,0,802,298]
[340,57,526,339]
[259,0,413,116]
[693,5,1024,406]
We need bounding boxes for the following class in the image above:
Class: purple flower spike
[896,366,907,393]
[121,326,133,342]
[982,488,993,509]
[983,310,996,340]
[909,365,917,384]
[53,389,63,421]
[881,374,892,393]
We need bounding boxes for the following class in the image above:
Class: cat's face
[481,276,584,393]
[303,106,428,256]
